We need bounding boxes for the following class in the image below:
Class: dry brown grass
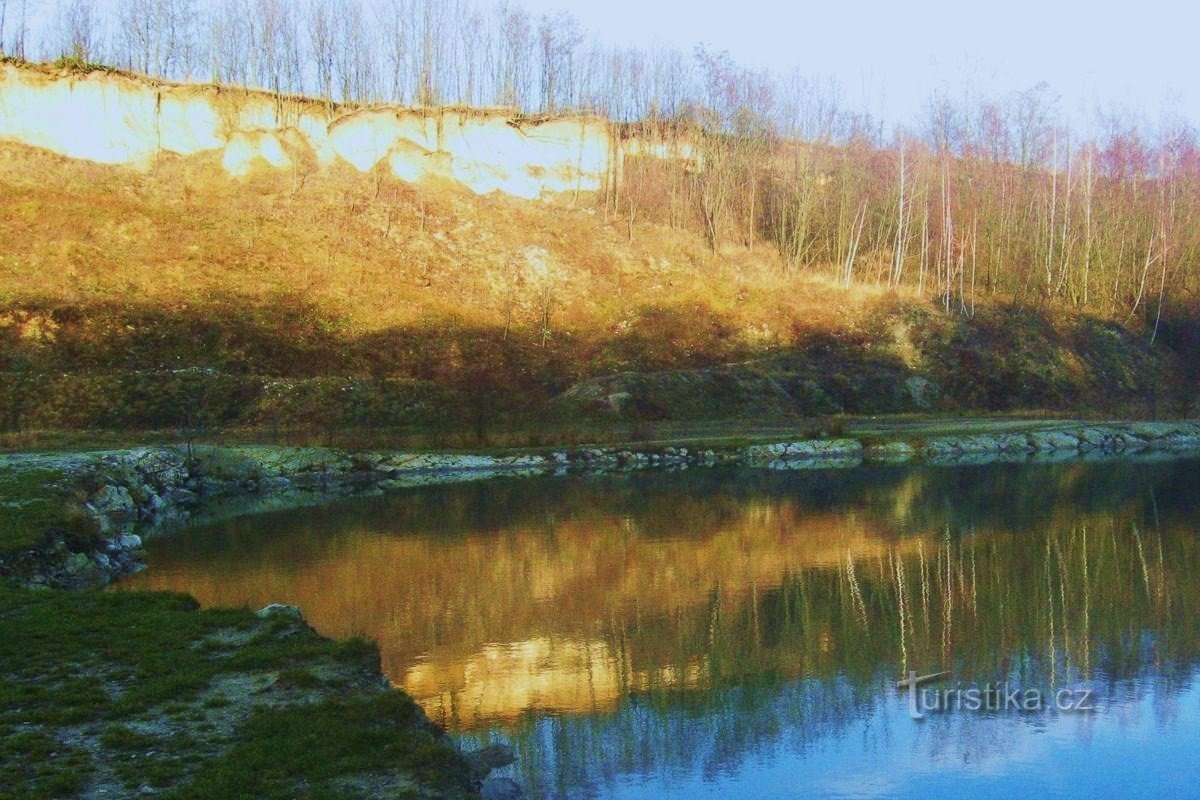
[4,139,1186,442]
[0,139,896,347]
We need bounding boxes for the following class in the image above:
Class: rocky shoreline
[3,420,1199,590]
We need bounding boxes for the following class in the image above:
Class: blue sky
[520,0,1196,130]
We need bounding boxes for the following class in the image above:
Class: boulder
[117,533,143,551]
[63,552,93,575]
[255,603,304,620]
[163,487,201,506]
[90,485,136,517]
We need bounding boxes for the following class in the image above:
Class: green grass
[171,694,472,800]
[0,582,478,799]
[0,729,93,800]
[0,465,82,553]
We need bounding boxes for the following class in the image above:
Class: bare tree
[305,0,334,102]
[55,0,99,61]
[0,0,9,55]
[493,1,530,108]
[891,135,908,286]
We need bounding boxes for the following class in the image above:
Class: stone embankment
[4,420,1199,588]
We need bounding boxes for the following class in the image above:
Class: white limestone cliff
[0,63,626,199]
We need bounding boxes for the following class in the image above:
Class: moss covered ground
[0,464,78,553]
[0,583,479,799]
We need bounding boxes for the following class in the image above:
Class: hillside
[0,131,1193,449]
[0,60,1196,447]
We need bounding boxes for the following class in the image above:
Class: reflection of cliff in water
[464,498,1199,798]
[122,460,1200,755]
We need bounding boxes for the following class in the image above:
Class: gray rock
[255,603,303,620]
[921,437,962,457]
[117,533,143,551]
[994,433,1035,454]
[605,391,633,412]
[63,552,93,575]
[745,438,864,465]
[1128,422,1180,441]
[91,485,136,516]
[163,487,200,507]
[1076,427,1115,451]
[1028,430,1082,451]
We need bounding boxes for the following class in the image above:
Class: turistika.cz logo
[898,671,1096,720]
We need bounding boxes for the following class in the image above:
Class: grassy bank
[0,584,481,799]
[0,455,486,798]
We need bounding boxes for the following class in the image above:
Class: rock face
[0,62,645,200]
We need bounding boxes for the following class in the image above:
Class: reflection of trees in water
[123,458,1200,795]
[450,463,1200,797]
[485,677,882,800]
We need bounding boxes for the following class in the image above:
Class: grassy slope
[0,141,1192,445]
[0,583,479,799]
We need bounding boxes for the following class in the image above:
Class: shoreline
[3,418,1198,589]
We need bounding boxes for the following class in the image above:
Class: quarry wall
[0,62,628,199]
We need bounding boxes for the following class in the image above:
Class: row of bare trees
[614,55,1199,324]
[6,0,702,116]
[628,114,1199,323]
[8,0,905,136]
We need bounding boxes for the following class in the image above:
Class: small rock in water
[480,777,523,800]
[255,603,303,620]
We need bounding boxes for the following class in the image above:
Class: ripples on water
[119,458,1200,798]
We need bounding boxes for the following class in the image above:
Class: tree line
[3,0,1199,324]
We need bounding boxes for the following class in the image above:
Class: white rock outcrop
[0,63,621,199]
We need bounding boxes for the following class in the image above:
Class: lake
[120,457,1200,798]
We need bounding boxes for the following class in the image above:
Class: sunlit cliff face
[0,63,617,198]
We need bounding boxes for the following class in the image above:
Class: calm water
[120,458,1200,799]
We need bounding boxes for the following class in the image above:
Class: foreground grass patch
[0,583,478,799]
[0,465,77,553]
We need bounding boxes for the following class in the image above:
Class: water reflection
[119,459,1200,798]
